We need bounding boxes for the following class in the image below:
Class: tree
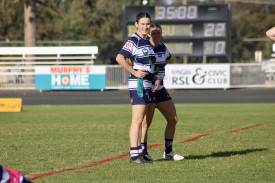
[231,2,275,62]
[0,0,58,47]
[24,0,36,47]
[0,0,24,42]
[1,0,275,63]
[24,0,61,46]
[54,0,133,64]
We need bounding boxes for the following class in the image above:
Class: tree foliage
[0,0,275,63]
[231,2,275,62]
[0,0,24,41]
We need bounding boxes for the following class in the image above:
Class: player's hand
[134,69,148,78]
[152,77,160,92]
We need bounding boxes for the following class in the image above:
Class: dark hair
[136,12,151,23]
[150,22,162,31]
[149,22,163,42]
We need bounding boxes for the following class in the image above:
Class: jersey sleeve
[118,37,138,59]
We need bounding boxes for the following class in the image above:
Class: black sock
[141,142,148,156]
[165,139,173,154]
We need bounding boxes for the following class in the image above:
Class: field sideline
[0,104,274,182]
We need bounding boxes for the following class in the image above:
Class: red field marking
[27,124,264,181]
[147,143,164,149]
[75,171,95,174]
[179,133,212,143]
[227,124,264,133]
[29,152,130,181]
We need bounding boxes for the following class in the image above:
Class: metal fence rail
[0,63,275,90]
[0,65,35,89]
[230,63,275,88]
[106,66,128,89]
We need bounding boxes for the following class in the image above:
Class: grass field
[0,104,274,183]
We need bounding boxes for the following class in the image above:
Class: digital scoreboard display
[123,4,231,59]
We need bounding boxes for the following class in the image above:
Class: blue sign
[35,66,106,90]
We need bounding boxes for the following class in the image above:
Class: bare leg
[141,103,156,143]
[130,104,148,147]
[156,99,178,139]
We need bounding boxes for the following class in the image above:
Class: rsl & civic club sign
[164,64,230,89]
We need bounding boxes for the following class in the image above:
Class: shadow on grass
[156,148,268,162]
[185,148,268,160]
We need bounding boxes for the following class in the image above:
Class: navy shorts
[129,89,154,105]
[152,87,172,103]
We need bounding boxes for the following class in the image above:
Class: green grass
[0,104,274,183]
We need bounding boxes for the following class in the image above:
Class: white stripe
[133,64,151,72]
[0,168,10,183]
[130,149,139,156]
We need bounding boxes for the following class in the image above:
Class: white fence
[1,62,275,90]
[105,63,275,89]
[0,46,98,89]
[0,46,275,89]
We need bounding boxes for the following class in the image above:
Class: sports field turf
[0,104,274,182]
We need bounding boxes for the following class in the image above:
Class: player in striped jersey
[141,22,184,161]
[116,12,159,164]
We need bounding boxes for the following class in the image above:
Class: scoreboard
[123,4,231,60]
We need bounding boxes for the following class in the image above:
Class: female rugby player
[116,12,159,164]
[141,22,184,161]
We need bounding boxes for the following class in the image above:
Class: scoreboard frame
[123,4,231,62]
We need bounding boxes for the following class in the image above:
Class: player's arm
[126,58,132,66]
[152,75,160,92]
[164,47,172,65]
[165,59,171,65]
[266,27,275,41]
[116,54,146,78]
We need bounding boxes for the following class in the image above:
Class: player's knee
[133,117,144,126]
[168,115,178,126]
[174,116,178,125]
[142,121,148,129]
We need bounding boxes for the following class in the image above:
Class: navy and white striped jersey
[152,42,171,90]
[119,33,155,91]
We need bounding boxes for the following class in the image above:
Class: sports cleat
[130,156,153,164]
[130,157,143,164]
[144,154,157,162]
[140,155,153,163]
[163,151,184,161]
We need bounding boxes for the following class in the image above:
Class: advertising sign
[35,66,106,90]
[0,98,22,112]
[164,64,230,89]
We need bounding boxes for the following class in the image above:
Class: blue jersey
[119,33,155,91]
[152,42,171,90]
